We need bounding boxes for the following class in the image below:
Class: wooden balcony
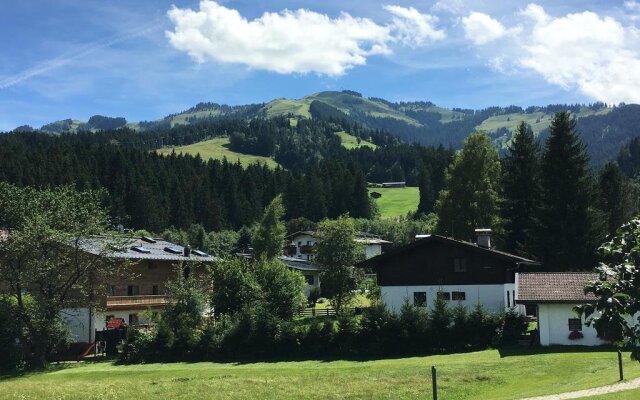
[300,245,315,254]
[105,295,169,311]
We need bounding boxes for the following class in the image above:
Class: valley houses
[360,229,539,314]
[63,236,215,343]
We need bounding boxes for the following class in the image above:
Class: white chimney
[475,228,492,248]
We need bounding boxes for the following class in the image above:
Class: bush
[498,308,529,345]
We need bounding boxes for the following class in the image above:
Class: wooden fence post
[618,350,624,381]
[432,366,437,400]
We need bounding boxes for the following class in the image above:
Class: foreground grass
[1,348,638,400]
[155,137,279,168]
[368,186,419,218]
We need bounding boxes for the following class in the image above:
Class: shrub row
[119,300,528,364]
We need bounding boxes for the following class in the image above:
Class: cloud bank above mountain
[166,1,444,76]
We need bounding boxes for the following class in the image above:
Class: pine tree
[536,112,597,269]
[598,162,631,237]
[417,165,434,214]
[435,132,502,241]
[500,122,541,255]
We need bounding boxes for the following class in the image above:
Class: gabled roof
[81,236,216,262]
[280,256,323,272]
[516,272,597,303]
[358,234,538,267]
[286,230,391,244]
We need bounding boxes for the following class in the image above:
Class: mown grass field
[1,348,638,400]
[336,131,377,150]
[369,186,420,218]
[155,137,279,168]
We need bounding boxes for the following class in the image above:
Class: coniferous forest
[1,109,640,270]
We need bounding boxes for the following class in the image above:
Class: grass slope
[1,349,638,400]
[336,131,377,150]
[368,187,419,218]
[476,107,613,136]
[155,137,279,168]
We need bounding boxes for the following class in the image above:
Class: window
[127,285,140,296]
[307,240,312,246]
[568,318,582,331]
[107,285,116,295]
[298,241,302,247]
[413,292,427,307]
[437,291,451,301]
[304,275,315,285]
[152,285,159,295]
[452,291,466,301]
[507,291,511,307]
[453,258,467,272]
[129,313,139,326]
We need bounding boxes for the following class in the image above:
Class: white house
[285,230,391,261]
[280,256,322,296]
[359,230,537,314]
[515,272,608,346]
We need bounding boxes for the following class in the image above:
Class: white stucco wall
[61,308,93,343]
[381,284,516,313]
[537,303,608,346]
[364,244,382,259]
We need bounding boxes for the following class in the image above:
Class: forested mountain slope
[16,91,640,166]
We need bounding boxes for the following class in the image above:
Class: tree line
[432,112,640,270]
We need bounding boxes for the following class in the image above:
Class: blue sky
[1,0,639,131]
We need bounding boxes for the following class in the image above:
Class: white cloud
[461,12,509,45]
[385,5,446,47]
[519,6,640,104]
[166,1,443,76]
[625,1,640,11]
[461,4,640,104]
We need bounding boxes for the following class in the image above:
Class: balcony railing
[300,245,315,254]
[105,295,168,311]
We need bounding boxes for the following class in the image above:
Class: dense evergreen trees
[535,112,598,269]
[500,122,541,255]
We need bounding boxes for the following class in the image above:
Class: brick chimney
[475,228,492,248]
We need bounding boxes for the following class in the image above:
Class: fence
[297,307,367,317]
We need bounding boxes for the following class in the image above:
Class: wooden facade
[362,235,536,286]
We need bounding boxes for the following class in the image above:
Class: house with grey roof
[286,230,391,261]
[515,272,606,346]
[280,256,322,296]
[63,235,215,344]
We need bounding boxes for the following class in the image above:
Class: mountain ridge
[13,90,639,165]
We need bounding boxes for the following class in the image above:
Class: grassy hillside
[1,349,638,399]
[369,186,420,218]
[155,137,279,168]
[477,107,613,136]
[336,131,377,150]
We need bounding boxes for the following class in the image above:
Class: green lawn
[155,137,279,168]
[1,348,638,399]
[336,131,377,150]
[369,186,420,218]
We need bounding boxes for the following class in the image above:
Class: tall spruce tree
[598,162,632,237]
[500,122,541,255]
[536,112,597,269]
[417,165,435,215]
[435,132,502,241]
